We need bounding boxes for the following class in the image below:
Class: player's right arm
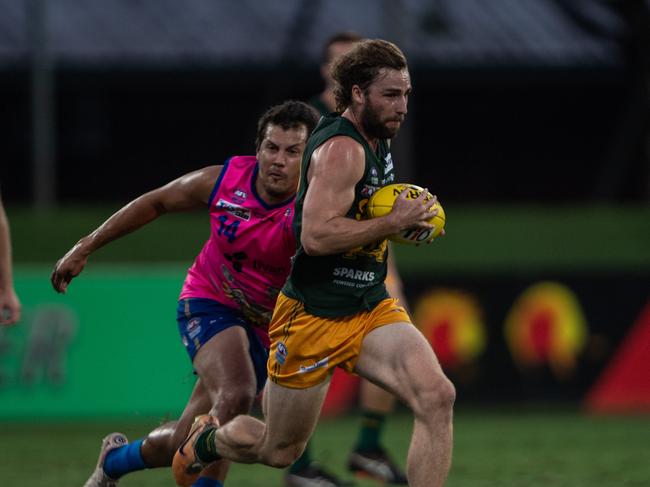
[301,137,435,256]
[51,165,222,293]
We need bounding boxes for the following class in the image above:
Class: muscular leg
[213,378,330,468]
[354,323,455,487]
[141,379,212,466]
[140,326,259,482]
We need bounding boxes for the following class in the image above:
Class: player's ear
[351,85,365,104]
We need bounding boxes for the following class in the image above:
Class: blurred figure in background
[284,31,409,487]
[51,101,319,487]
[307,32,363,117]
[0,191,21,325]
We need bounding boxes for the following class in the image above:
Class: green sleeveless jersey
[282,115,397,317]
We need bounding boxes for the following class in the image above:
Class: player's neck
[342,109,378,151]
[255,177,292,207]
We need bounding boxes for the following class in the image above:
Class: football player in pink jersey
[52,101,319,487]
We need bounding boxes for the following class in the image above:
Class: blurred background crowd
[2,0,649,206]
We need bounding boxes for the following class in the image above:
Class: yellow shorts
[267,293,412,389]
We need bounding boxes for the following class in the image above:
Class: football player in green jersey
[174,39,454,487]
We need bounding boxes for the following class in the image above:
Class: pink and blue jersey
[179,156,296,347]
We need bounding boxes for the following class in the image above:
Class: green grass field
[1,408,648,486]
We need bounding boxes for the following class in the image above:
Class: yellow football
[366,183,446,245]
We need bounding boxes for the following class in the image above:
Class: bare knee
[408,373,456,420]
[169,420,195,451]
[211,386,256,422]
[141,422,183,466]
[165,385,256,455]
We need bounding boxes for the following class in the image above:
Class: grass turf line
[0,409,648,486]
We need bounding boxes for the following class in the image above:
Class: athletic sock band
[355,411,387,453]
[288,441,312,473]
[196,428,220,463]
[192,477,224,487]
[103,439,147,479]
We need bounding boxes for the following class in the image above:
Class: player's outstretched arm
[301,137,434,256]
[51,165,222,293]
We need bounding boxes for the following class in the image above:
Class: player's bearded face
[360,98,402,139]
[256,124,307,201]
[359,68,410,139]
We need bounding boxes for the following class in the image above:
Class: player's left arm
[51,165,221,293]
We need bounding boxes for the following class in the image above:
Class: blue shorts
[177,298,269,393]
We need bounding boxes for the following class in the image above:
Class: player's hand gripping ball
[366,183,445,245]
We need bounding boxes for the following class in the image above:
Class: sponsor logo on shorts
[298,357,329,374]
[216,199,251,221]
[187,317,202,339]
[276,341,288,365]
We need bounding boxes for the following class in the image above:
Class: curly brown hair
[331,39,408,113]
